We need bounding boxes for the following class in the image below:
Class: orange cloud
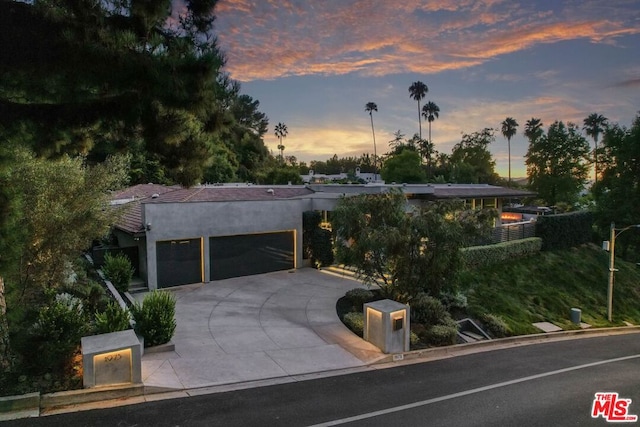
[214,1,640,82]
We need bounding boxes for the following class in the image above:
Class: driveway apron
[139,268,383,390]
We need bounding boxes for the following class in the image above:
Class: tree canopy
[525,121,590,206]
[593,114,640,254]
[449,128,499,184]
[0,0,271,186]
[332,190,496,300]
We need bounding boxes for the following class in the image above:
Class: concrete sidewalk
[139,268,384,391]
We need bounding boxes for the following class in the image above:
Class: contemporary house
[109,183,534,290]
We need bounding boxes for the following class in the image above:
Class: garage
[156,238,203,288]
[209,231,295,281]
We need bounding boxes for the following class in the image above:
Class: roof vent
[267,188,274,195]
[151,193,159,198]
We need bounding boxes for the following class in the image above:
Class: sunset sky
[213,0,640,177]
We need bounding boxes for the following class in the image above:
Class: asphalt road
[10,333,640,427]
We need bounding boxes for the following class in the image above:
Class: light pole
[606,222,640,322]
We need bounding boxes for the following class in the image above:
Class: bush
[461,237,542,268]
[410,293,453,327]
[481,313,511,338]
[343,312,364,336]
[311,228,334,267]
[423,324,458,347]
[95,301,131,334]
[29,293,89,372]
[536,211,593,251]
[345,288,374,311]
[103,252,134,293]
[130,291,177,347]
[440,291,468,311]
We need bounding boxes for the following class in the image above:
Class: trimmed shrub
[423,324,458,347]
[410,293,453,327]
[103,252,134,293]
[345,288,374,311]
[343,312,364,336]
[461,237,542,268]
[95,301,131,334]
[536,211,593,251]
[131,291,176,347]
[29,293,89,372]
[481,313,511,338]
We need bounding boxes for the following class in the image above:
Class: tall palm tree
[274,122,288,163]
[524,118,543,143]
[501,117,519,186]
[365,102,378,181]
[583,113,608,184]
[408,81,428,139]
[421,101,440,144]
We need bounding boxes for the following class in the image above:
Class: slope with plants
[461,244,640,335]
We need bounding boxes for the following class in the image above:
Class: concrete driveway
[139,268,384,391]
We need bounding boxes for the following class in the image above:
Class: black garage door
[210,231,294,281]
[156,239,202,288]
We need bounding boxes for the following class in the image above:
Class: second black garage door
[209,231,295,281]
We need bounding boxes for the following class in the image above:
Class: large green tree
[332,190,495,299]
[593,115,640,255]
[449,128,499,184]
[525,121,590,206]
[380,149,426,184]
[0,0,271,186]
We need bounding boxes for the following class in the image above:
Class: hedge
[460,237,542,268]
[535,211,593,251]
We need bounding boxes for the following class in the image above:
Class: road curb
[3,326,640,419]
[371,325,640,365]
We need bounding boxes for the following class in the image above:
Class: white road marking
[308,353,640,426]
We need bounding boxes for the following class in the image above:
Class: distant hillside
[461,244,640,335]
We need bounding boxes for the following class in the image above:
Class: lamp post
[606,222,640,322]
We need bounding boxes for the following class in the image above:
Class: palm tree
[408,81,428,139]
[501,117,519,186]
[524,118,543,143]
[274,122,288,163]
[365,102,378,181]
[422,101,440,145]
[583,113,608,184]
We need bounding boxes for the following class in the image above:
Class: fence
[490,221,536,244]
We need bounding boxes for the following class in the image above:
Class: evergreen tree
[525,121,590,206]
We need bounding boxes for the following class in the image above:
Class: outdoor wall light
[146,222,152,231]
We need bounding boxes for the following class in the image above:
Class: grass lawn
[461,243,640,335]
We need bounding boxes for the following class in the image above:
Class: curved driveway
[140,269,384,391]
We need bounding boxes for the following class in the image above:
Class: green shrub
[345,288,374,311]
[95,301,131,334]
[481,313,511,338]
[461,237,543,268]
[410,293,453,327]
[29,293,89,372]
[536,211,593,251]
[103,252,134,293]
[440,291,468,311]
[343,312,364,336]
[311,228,334,267]
[410,331,420,347]
[131,291,177,347]
[423,324,458,346]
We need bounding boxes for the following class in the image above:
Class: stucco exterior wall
[142,198,312,289]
